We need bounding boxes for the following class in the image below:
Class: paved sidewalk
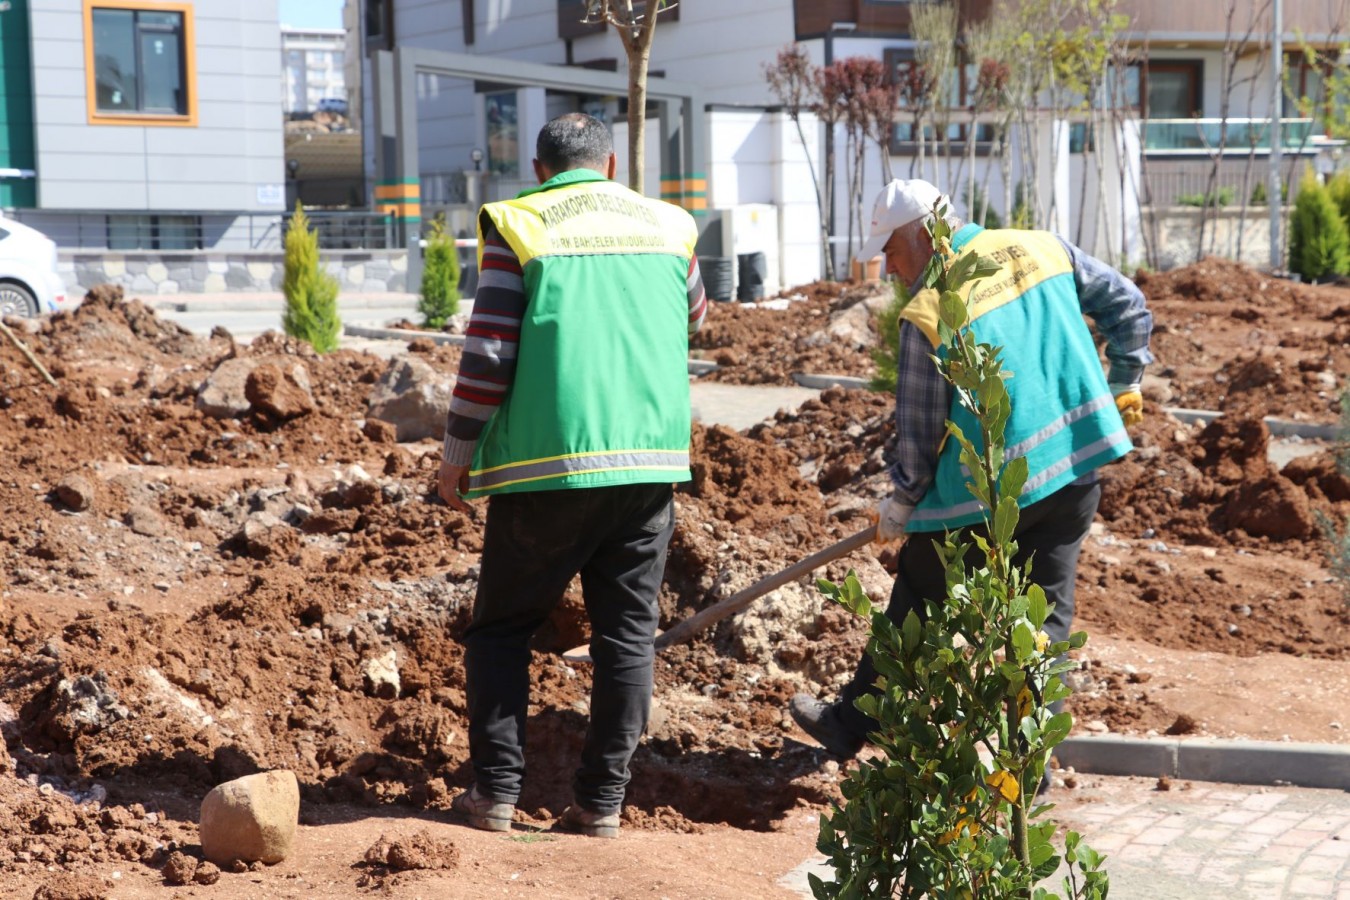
[781,775,1350,899]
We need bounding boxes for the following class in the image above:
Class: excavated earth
[0,260,1346,897]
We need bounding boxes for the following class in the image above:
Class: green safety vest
[464,169,699,497]
[900,224,1132,532]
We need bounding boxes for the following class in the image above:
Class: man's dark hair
[536,113,613,172]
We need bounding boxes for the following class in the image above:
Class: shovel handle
[653,524,875,650]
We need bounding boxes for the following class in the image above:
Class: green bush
[1327,170,1350,230]
[1248,179,1289,206]
[1288,168,1350,282]
[815,209,1107,900]
[868,281,910,394]
[418,214,461,328]
[1176,186,1235,208]
[282,204,341,353]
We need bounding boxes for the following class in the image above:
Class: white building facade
[281,26,346,114]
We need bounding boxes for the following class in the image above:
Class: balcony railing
[1142,118,1317,154]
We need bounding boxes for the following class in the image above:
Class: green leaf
[939,290,968,330]
[1011,621,1036,662]
[993,496,1019,546]
[901,610,922,653]
[1027,585,1048,630]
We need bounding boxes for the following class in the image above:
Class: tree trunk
[626,28,654,193]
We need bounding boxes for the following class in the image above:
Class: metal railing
[282,209,395,250]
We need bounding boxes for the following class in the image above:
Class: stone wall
[1145,208,1275,271]
[60,250,409,295]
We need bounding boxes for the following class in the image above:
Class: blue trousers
[463,482,675,814]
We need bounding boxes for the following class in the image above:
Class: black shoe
[789,693,865,759]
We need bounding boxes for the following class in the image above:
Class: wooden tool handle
[654,525,875,650]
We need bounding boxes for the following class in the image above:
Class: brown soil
[0,268,1346,898]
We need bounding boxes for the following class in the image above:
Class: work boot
[557,804,621,839]
[451,785,514,832]
[789,693,865,759]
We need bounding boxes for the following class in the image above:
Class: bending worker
[791,178,1153,760]
[438,113,707,836]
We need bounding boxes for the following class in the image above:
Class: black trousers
[836,481,1101,740]
[463,482,675,814]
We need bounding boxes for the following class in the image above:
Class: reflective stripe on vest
[467,449,692,493]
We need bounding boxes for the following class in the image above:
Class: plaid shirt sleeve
[888,320,949,505]
[1056,236,1154,386]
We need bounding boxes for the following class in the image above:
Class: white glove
[876,495,915,542]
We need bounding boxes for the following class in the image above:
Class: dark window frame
[1143,59,1204,119]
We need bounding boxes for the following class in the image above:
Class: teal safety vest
[900,224,1131,532]
[464,169,699,497]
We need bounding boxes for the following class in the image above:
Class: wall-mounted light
[286,158,300,178]
[470,148,484,172]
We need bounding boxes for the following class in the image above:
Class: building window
[485,91,520,178]
[366,0,394,51]
[107,214,201,250]
[1144,60,1203,118]
[84,1,196,126]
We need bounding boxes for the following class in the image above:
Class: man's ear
[605,152,617,180]
[533,159,548,185]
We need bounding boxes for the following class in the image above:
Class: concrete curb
[344,322,466,345]
[1054,735,1350,790]
[1164,406,1338,441]
[148,293,421,314]
[792,373,871,390]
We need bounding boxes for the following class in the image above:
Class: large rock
[199,770,299,866]
[245,363,315,421]
[198,356,313,421]
[365,354,453,442]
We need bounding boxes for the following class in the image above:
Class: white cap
[855,178,950,262]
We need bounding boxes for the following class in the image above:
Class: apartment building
[0,0,285,257]
[282,26,346,115]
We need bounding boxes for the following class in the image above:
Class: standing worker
[790,179,1153,762]
[438,113,707,837]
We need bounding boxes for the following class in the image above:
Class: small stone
[162,850,198,885]
[362,649,400,699]
[1083,720,1109,734]
[55,474,95,512]
[194,860,221,884]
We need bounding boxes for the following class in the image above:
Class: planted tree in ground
[583,0,675,194]
[813,208,1107,900]
[765,45,835,280]
[418,214,461,329]
[282,204,341,354]
[1288,167,1350,282]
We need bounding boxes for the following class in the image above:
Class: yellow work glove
[1110,382,1144,428]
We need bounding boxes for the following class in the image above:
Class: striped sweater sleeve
[687,253,708,334]
[441,221,525,466]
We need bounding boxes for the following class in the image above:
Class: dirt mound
[0,281,1347,892]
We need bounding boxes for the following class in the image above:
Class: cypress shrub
[418,215,461,328]
[1288,168,1350,282]
[282,204,341,353]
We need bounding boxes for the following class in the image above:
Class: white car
[0,217,66,318]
